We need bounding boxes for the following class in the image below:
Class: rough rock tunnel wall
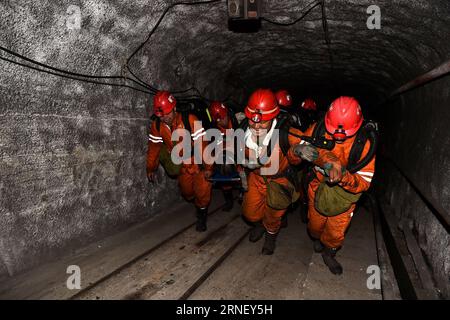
[376,75,450,298]
[0,0,449,297]
[0,0,234,278]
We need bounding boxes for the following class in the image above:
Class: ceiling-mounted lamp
[228,0,261,19]
[245,0,261,19]
[227,0,262,32]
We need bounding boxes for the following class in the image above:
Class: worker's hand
[324,162,345,184]
[293,143,319,162]
[203,170,213,180]
[147,172,158,184]
[239,171,248,192]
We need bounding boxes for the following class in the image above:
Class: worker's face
[249,119,273,137]
[160,109,175,125]
[217,114,229,128]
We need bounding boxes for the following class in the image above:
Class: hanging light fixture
[227,0,262,32]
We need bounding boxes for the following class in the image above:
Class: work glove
[323,162,346,185]
[239,170,248,192]
[293,143,319,162]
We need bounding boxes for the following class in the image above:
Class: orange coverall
[303,124,376,248]
[146,113,213,208]
[242,127,304,234]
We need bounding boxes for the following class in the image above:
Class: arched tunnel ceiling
[1,1,449,293]
[3,0,449,109]
[132,0,450,107]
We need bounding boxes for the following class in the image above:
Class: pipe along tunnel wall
[0,1,449,297]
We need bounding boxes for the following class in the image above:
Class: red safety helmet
[245,89,280,123]
[301,98,317,111]
[275,90,292,108]
[325,96,364,140]
[208,101,228,122]
[153,90,176,117]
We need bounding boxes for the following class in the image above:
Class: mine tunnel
[0,0,449,300]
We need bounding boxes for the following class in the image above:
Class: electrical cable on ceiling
[125,0,223,98]
[261,0,336,92]
[126,0,222,65]
[0,45,121,80]
[0,1,224,99]
[0,55,153,94]
[261,0,321,26]
[0,45,153,93]
[126,66,157,93]
[171,86,205,96]
[2,0,335,105]
[320,0,337,90]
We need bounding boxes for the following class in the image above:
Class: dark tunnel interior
[0,0,449,299]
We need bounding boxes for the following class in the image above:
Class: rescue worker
[275,89,293,111]
[146,91,213,232]
[297,98,320,224]
[207,101,237,212]
[298,98,319,132]
[293,96,376,274]
[240,88,305,255]
[274,89,296,228]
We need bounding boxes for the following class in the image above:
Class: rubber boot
[300,201,309,224]
[249,222,265,242]
[321,247,343,275]
[262,232,278,255]
[195,207,208,232]
[313,239,324,253]
[222,189,234,212]
[280,213,288,228]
